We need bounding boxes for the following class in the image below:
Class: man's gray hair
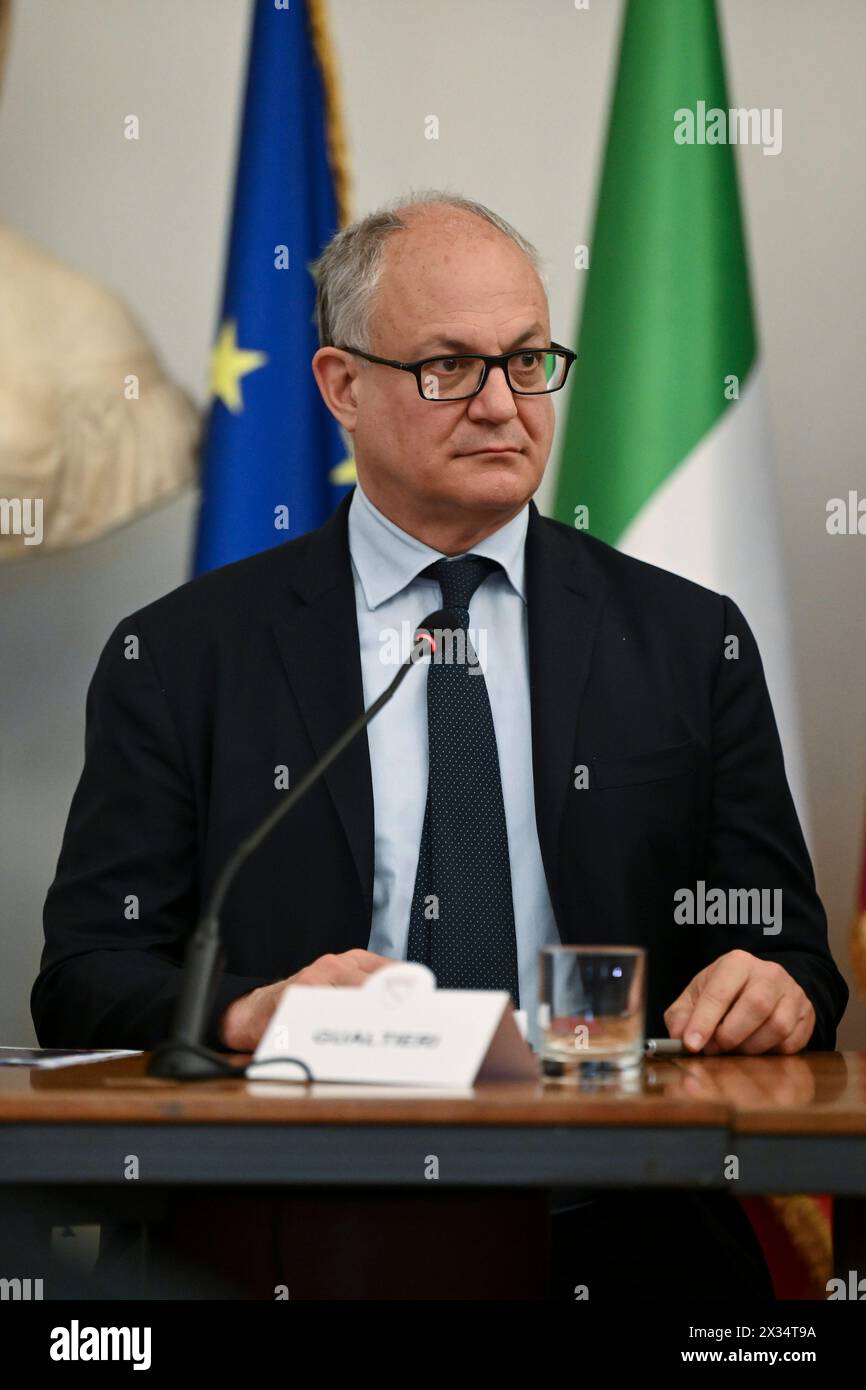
[309,189,546,353]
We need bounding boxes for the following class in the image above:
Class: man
[33,192,847,1298]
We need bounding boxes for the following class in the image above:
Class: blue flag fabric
[193,0,353,575]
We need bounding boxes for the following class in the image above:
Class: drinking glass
[538,946,646,1080]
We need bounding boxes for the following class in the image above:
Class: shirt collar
[347,479,528,610]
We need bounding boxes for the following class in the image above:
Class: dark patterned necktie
[406,554,520,1008]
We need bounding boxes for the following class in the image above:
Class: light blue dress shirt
[347,479,561,1045]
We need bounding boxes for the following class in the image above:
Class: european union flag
[193,0,354,575]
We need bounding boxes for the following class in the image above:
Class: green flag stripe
[554,0,756,541]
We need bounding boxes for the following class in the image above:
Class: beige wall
[0,0,863,1046]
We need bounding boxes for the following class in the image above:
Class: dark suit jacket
[33,490,848,1051]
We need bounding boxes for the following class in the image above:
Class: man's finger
[705,973,789,1052]
[351,951,397,975]
[721,990,797,1054]
[679,951,754,1050]
[737,1001,814,1056]
[329,960,391,985]
[663,1002,690,1037]
[776,1010,817,1055]
[663,981,701,1037]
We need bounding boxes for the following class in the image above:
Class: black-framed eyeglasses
[334,341,577,401]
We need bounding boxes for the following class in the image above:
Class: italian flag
[552,0,809,836]
[553,0,831,1297]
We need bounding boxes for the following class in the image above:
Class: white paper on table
[248,962,538,1088]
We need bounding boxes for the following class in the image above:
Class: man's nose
[466,364,519,420]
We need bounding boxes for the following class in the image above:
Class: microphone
[148,608,457,1079]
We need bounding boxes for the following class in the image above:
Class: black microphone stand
[148,610,452,1080]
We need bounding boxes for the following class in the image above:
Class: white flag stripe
[618,365,810,840]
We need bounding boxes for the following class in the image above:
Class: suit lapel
[525,500,609,930]
[269,491,374,920]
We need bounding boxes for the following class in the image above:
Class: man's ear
[311,347,360,431]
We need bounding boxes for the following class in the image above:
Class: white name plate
[248,962,538,1088]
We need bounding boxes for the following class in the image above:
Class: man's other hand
[218,948,396,1052]
[664,949,816,1055]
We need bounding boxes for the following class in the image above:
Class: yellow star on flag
[329,455,357,486]
[209,319,268,413]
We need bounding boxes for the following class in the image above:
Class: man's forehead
[405,319,549,358]
[373,223,548,351]
[384,217,535,283]
[378,300,551,358]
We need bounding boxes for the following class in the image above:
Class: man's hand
[664,949,816,1055]
[218,948,396,1052]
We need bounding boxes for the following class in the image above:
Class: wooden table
[1,1050,863,1298]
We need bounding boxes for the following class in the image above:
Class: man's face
[343,210,556,525]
